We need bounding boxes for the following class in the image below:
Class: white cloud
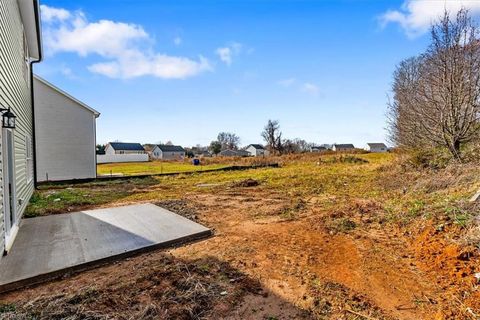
[301,83,320,96]
[277,78,296,87]
[277,78,320,96]
[215,42,243,65]
[380,0,480,37]
[88,53,211,79]
[40,5,71,22]
[174,36,182,46]
[216,47,233,65]
[40,5,211,79]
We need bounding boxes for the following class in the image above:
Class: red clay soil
[411,225,480,319]
[172,190,440,319]
[0,188,477,319]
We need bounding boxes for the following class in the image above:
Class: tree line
[206,120,317,155]
[388,9,480,160]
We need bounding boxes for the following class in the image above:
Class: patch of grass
[327,217,357,234]
[320,155,369,165]
[0,303,15,313]
[407,200,425,217]
[97,161,229,176]
[445,205,473,228]
[26,180,144,217]
[279,198,306,220]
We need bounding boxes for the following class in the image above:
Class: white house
[333,144,355,152]
[0,0,42,256]
[33,75,100,182]
[152,145,185,160]
[366,143,388,153]
[246,144,267,157]
[98,142,148,164]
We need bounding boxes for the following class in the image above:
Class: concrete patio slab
[0,203,211,293]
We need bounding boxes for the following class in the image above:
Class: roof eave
[18,0,42,61]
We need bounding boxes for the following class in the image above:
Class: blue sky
[35,0,478,147]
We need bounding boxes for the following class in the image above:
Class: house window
[25,135,33,183]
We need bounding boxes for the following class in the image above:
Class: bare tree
[217,132,240,150]
[388,9,480,159]
[261,120,282,154]
[281,138,309,154]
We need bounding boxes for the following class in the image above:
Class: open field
[3,152,480,319]
[96,160,230,176]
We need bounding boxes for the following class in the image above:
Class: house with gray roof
[310,146,327,152]
[332,144,355,152]
[98,142,148,163]
[152,145,186,160]
[219,149,250,157]
[106,142,146,154]
[365,143,388,153]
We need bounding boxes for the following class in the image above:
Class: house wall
[117,150,144,154]
[34,78,97,182]
[151,146,185,160]
[105,144,116,155]
[247,146,266,157]
[368,146,387,153]
[151,146,162,159]
[0,0,35,254]
[97,153,149,164]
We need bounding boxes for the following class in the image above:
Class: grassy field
[4,152,480,319]
[96,160,230,176]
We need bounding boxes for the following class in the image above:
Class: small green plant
[407,200,425,217]
[0,303,15,313]
[445,205,472,228]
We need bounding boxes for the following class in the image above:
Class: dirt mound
[155,199,200,222]
[412,226,480,318]
[231,179,260,188]
[308,281,393,319]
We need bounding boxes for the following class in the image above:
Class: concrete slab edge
[0,229,212,294]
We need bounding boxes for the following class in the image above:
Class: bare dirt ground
[1,153,480,319]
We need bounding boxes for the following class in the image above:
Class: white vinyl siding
[34,78,98,182]
[0,0,35,255]
[25,135,32,183]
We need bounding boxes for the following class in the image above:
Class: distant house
[194,150,212,158]
[34,75,100,182]
[333,144,355,152]
[106,142,145,155]
[152,145,186,160]
[366,143,388,153]
[219,149,250,157]
[246,144,267,157]
[142,144,156,158]
[98,142,148,163]
[310,146,327,152]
